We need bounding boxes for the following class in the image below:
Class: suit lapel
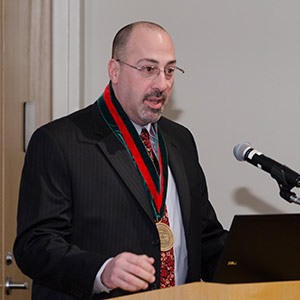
[91,103,155,221]
[160,129,191,235]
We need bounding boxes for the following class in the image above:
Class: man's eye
[165,67,175,74]
[143,66,156,73]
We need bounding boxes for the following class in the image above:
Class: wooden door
[0,0,51,298]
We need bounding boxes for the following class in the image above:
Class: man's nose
[152,71,172,91]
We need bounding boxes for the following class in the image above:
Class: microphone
[233,142,300,188]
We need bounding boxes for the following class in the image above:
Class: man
[14,21,227,299]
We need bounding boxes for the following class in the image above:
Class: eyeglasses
[116,59,185,79]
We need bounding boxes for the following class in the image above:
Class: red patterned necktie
[140,128,175,288]
[140,128,159,173]
[159,208,175,288]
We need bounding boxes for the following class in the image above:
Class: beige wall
[61,0,300,229]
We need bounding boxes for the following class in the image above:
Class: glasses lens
[140,66,159,78]
[164,67,175,79]
[138,64,183,79]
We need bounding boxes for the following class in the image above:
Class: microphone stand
[270,166,300,205]
[279,185,300,205]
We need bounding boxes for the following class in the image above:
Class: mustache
[143,91,167,101]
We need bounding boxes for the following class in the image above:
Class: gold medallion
[156,222,174,252]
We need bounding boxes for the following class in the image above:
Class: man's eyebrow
[136,58,177,65]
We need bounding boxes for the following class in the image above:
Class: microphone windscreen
[233,142,251,161]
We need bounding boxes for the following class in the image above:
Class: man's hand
[101,252,156,291]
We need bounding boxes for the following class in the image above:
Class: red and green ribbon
[97,82,168,220]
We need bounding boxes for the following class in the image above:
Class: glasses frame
[116,59,185,78]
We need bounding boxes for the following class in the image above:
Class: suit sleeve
[199,178,228,281]
[181,126,228,282]
[13,127,102,299]
[191,137,228,281]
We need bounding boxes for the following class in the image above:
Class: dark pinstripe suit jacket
[14,101,227,300]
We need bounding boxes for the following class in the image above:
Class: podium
[114,281,300,299]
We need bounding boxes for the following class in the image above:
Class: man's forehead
[136,58,177,66]
[126,27,175,61]
[129,25,170,41]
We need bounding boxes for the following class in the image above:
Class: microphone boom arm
[271,165,300,205]
[279,185,300,205]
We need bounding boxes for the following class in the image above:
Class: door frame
[0,0,4,293]
[52,0,84,120]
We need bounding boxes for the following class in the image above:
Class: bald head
[112,21,169,60]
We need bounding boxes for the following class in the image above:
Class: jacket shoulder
[158,117,194,142]
[33,102,99,141]
[44,103,95,131]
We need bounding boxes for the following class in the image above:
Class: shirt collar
[131,121,156,138]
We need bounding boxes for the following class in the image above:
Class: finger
[113,253,155,285]
[126,254,155,275]
[103,261,152,291]
[126,264,155,286]
[114,270,151,291]
[120,254,155,286]
[101,253,155,291]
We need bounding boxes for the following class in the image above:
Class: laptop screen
[212,213,300,283]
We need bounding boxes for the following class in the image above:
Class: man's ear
[108,59,120,84]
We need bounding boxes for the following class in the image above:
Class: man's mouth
[144,92,166,109]
[145,98,164,109]
[149,99,160,105]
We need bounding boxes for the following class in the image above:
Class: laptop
[212,213,300,283]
